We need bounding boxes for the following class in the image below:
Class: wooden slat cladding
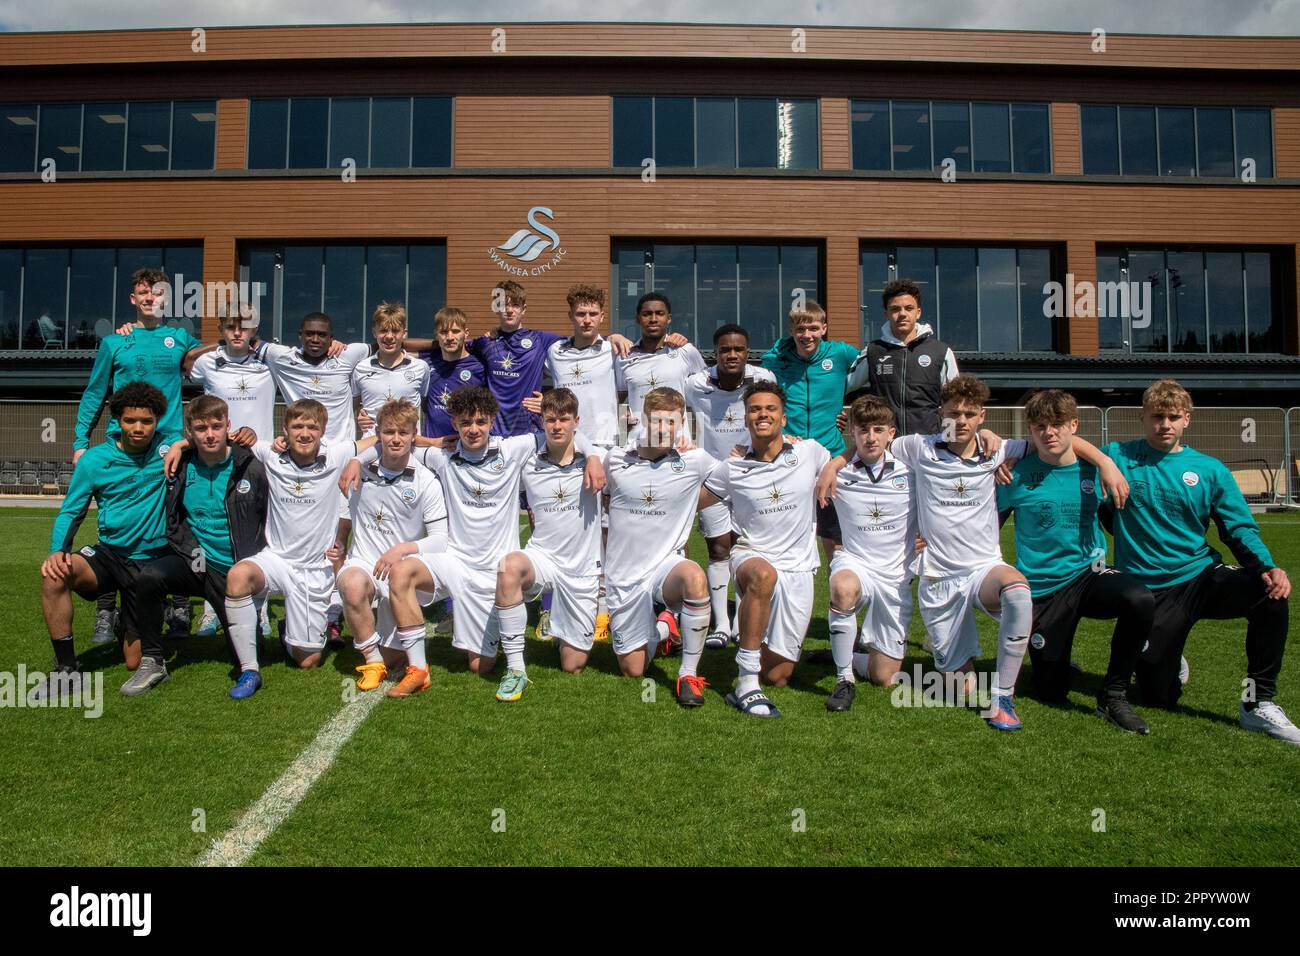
[215,98,248,170]
[454,95,609,167]
[2,25,1298,72]
[820,98,850,170]
[1051,102,1081,174]
[1276,108,1300,177]
[1064,239,1097,355]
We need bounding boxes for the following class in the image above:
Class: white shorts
[917,562,1003,672]
[606,553,691,657]
[829,551,912,660]
[247,549,335,650]
[697,499,733,539]
[731,551,815,663]
[411,551,498,658]
[522,547,600,651]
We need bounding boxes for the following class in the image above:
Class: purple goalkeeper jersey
[469,326,564,436]
[419,351,489,438]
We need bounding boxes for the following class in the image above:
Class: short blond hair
[372,302,407,334]
[1142,379,1193,416]
[789,299,826,328]
[643,386,685,416]
[284,398,327,429]
[376,399,419,433]
[435,307,468,333]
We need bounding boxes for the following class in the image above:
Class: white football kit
[246,439,357,649]
[890,433,1028,671]
[603,444,718,655]
[703,439,829,661]
[545,336,619,449]
[188,347,276,441]
[830,449,917,660]
[614,343,707,423]
[259,341,369,447]
[350,353,431,437]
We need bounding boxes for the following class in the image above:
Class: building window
[0,101,215,173]
[0,244,203,352]
[610,241,822,350]
[1081,105,1273,178]
[238,242,446,345]
[1095,247,1283,354]
[247,96,452,170]
[851,100,1051,174]
[860,243,1058,352]
[612,96,819,170]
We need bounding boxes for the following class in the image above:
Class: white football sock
[496,602,528,674]
[993,582,1033,699]
[706,561,730,633]
[224,594,259,673]
[397,623,427,671]
[678,597,710,678]
[828,607,858,683]
[354,631,383,664]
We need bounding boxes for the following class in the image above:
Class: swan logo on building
[488,206,568,277]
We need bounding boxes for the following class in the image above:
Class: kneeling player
[698,383,830,717]
[996,389,1150,734]
[1102,379,1297,744]
[603,387,716,703]
[494,388,602,699]
[819,396,916,712]
[334,400,447,693]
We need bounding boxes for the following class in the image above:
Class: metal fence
[3,399,1300,504]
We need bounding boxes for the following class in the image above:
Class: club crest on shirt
[1080,479,1095,494]
[521,337,533,349]
[782,449,798,466]
[1031,633,1046,650]
[401,487,417,505]
[1182,471,1199,487]
[459,369,472,382]
[490,457,505,473]
[820,359,833,371]
[670,457,685,473]
[404,368,422,383]
[158,444,171,457]
[917,353,932,368]
[236,478,251,494]
[891,475,908,490]
[164,336,176,349]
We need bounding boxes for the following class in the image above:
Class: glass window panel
[407,244,446,338]
[612,96,653,167]
[936,247,978,350]
[1081,105,1119,175]
[281,245,324,330]
[1196,107,1234,177]
[612,244,650,339]
[0,248,22,349]
[126,101,170,171]
[859,246,892,339]
[738,244,780,351]
[780,245,821,317]
[1128,251,1168,352]
[240,247,278,335]
[1157,107,1196,176]
[777,98,818,170]
[738,97,778,168]
[890,100,931,171]
[850,99,890,170]
[654,96,694,167]
[895,247,936,314]
[323,245,366,343]
[1011,103,1049,173]
[364,245,408,325]
[695,244,737,341]
[0,104,38,172]
[971,102,1010,173]
[1017,247,1054,351]
[247,98,288,169]
[288,97,328,168]
[695,97,736,168]
[329,96,370,169]
[22,247,68,352]
[38,103,82,173]
[171,100,216,170]
[1095,251,1124,349]
[977,247,1019,352]
[1119,106,1157,176]
[163,245,204,331]
[649,243,696,338]
[82,101,127,171]
[1167,250,1206,352]
[411,96,452,167]
[370,97,412,168]
[1244,252,1277,353]
[931,101,971,172]
[67,248,117,351]
[1205,251,1245,353]
[1234,108,1273,179]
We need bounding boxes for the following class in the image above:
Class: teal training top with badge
[996,454,1106,597]
[759,337,859,456]
[183,453,237,571]
[1102,439,1274,589]
[50,432,174,559]
[74,323,202,450]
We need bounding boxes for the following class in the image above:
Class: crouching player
[211,399,376,698]
[334,400,447,694]
[603,387,716,704]
[697,383,830,717]
[493,388,603,700]
[996,389,1151,734]
[139,396,266,696]
[39,382,176,699]
[1102,379,1297,744]
[374,387,603,694]
[817,395,916,712]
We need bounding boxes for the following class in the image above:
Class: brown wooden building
[1,22,1298,403]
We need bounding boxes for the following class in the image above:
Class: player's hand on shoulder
[162,441,188,478]
[1263,567,1291,600]
[815,462,840,505]
[978,428,1003,455]
[583,454,607,495]
[1099,459,1129,508]
[729,443,746,459]
[72,448,86,468]
[674,432,695,453]
[115,320,143,336]
[607,333,632,358]
[228,427,257,448]
[664,332,688,348]
[326,339,346,358]
[271,435,288,454]
[521,391,543,415]
[338,459,362,495]
[995,461,1015,485]
[356,409,375,433]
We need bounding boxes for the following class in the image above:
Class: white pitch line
[197,686,386,867]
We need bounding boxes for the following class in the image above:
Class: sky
[0,0,1296,35]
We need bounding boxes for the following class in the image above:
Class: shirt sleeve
[833,340,860,366]
[702,457,730,500]
[342,342,370,368]
[941,348,959,384]
[413,445,445,471]
[467,335,489,359]
[759,340,783,370]
[808,439,832,473]
[74,338,117,451]
[349,367,364,398]
[328,440,359,468]
[416,362,432,397]
[249,439,276,465]
[845,346,871,391]
[180,326,204,353]
[684,344,707,375]
[999,438,1030,463]
[50,453,98,552]
[890,433,924,469]
[259,341,293,365]
[613,355,627,391]
[188,352,209,385]
[1209,460,1275,572]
